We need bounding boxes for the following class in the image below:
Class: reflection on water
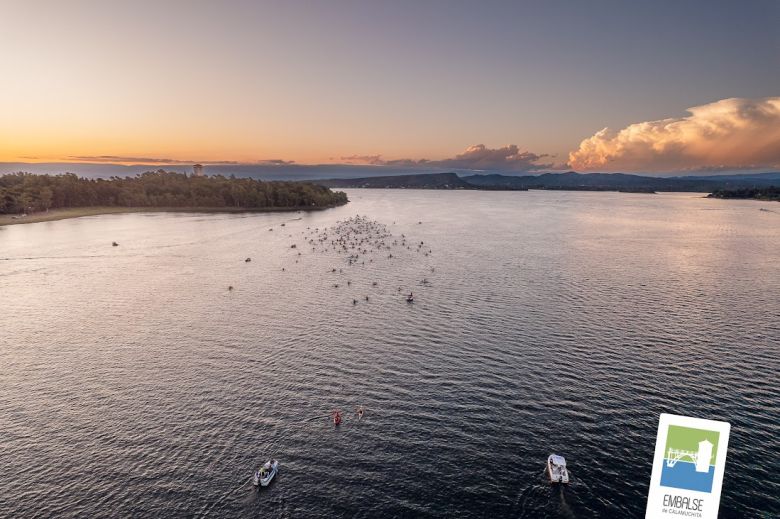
[1,190,778,517]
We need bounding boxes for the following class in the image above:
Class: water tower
[696,439,713,472]
[193,164,204,177]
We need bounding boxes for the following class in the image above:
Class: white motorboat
[253,459,279,487]
[547,454,569,484]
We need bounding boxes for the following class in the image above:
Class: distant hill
[317,172,473,189]
[317,171,779,193]
[463,171,722,191]
[676,172,780,184]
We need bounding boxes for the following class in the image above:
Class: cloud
[256,159,296,166]
[568,97,780,172]
[342,144,551,172]
[340,154,384,165]
[70,155,195,164]
[433,144,551,171]
[69,155,242,165]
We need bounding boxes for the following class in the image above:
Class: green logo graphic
[660,425,720,492]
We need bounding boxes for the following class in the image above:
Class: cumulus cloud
[568,97,780,172]
[342,144,551,172]
[434,144,551,171]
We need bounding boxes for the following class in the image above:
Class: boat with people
[547,454,569,484]
[406,292,414,303]
[357,406,364,420]
[333,410,342,425]
[253,459,279,487]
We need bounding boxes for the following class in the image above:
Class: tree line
[0,170,348,214]
[708,187,780,201]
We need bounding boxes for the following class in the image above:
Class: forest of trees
[708,186,780,201]
[0,170,348,214]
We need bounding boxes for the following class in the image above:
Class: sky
[1,0,778,175]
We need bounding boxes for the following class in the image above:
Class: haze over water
[1,190,778,518]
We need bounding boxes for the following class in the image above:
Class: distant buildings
[193,164,204,177]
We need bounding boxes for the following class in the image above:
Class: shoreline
[0,204,347,227]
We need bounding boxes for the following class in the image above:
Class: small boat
[333,410,342,426]
[112,241,119,247]
[245,257,251,262]
[253,459,279,487]
[357,406,364,420]
[547,454,569,484]
[406,293,414,303]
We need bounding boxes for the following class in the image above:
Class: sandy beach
[0,205,346,227]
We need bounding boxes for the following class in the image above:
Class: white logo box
[646,413,730,519]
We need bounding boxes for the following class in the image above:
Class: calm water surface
[1,190,778,518]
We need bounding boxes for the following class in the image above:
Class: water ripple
[0,191,778,517]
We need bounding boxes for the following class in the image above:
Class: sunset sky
[1,0,778,174]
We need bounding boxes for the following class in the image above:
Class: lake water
[1,190,778,518]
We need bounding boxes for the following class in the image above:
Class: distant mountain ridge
[675,172,780,182]
[316,171,780,192]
